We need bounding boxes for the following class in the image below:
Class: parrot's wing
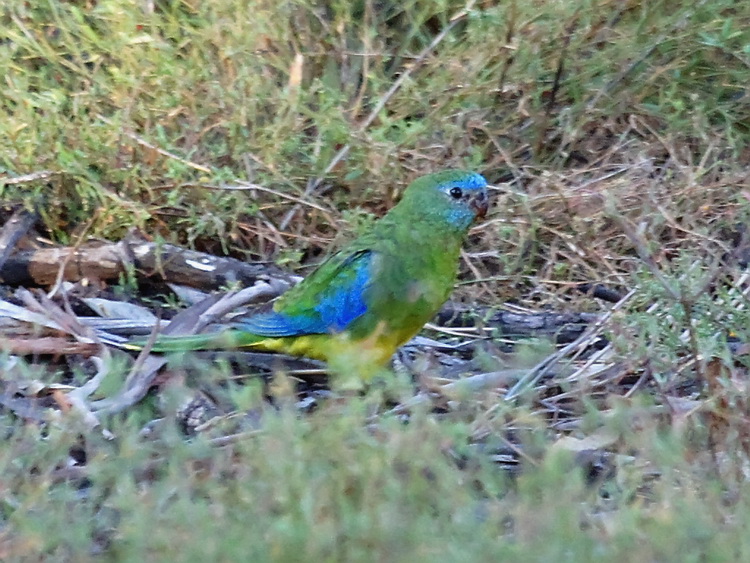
[232,250,373,337]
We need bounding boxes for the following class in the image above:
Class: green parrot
[128,170,489,386]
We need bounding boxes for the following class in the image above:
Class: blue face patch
[435,172,488,229]
[445,172,487,192]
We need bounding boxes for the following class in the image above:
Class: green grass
[3,0,750,559]
[3,400,750,561]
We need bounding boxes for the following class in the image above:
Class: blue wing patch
[232,309,323,337]
[312,252,370,332]
[233,252,372,337]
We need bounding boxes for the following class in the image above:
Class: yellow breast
[250,320,420,387]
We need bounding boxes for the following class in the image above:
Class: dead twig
[91,280,293,415]
[384,368,528,417]
[97,114,212,174]
[503,289,637,400]
[0,337,99,356]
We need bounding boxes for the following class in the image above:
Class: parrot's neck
[375,207,466,267]
[381,205,468,246]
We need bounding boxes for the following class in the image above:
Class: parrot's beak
[470,190,489,219]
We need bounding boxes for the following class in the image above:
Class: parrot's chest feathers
[405,278,449,305]
[398,235,460,294]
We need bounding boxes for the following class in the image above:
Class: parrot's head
[399,170,489,231]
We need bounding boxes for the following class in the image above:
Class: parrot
[128,169,489,387]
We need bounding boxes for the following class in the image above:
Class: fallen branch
[0,337,99,357]
[435,303,601,344]
[0,233,296,291]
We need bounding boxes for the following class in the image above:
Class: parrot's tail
[123,330,263,353]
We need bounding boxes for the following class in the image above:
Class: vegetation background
[2,0,750,559]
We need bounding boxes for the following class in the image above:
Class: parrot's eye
[449,187,463,199]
